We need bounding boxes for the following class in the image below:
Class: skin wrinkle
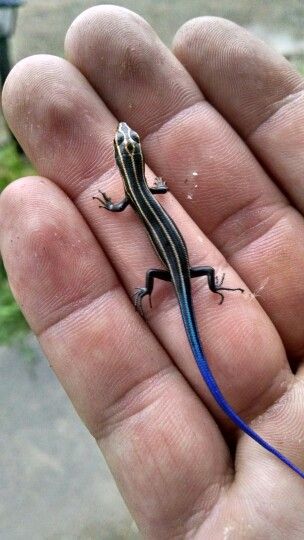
[236,366,292,431]
[248,93,304,215]
[253,377,304,443]
[94,365,176,441]
[244,458,304,538]
[247,89,304,141]
[37,280,122,340]
[99,391,231,537]
[213,198,290,255]
[148,477,229,540]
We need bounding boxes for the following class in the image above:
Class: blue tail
[179,294,304,479]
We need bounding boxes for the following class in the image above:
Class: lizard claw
[153,177,167,189]
[133,287,148,317]
[93,190,113,210]
[215,272,225,288]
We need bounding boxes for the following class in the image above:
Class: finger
[173,16,304,214]
[2,53,116,200]
[0,178,232,535]
[63,7,304,359]
[1,16,300,427]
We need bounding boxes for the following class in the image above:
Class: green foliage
[0,259,29,344]
[294,58,304,75]
[0,142,34,192]
[0,143,34,347]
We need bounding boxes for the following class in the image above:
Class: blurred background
[0,1,303,539]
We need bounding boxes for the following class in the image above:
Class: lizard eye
[131,130,140,143]
[116,132,125,145]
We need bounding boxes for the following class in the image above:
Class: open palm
[1,6,304,538]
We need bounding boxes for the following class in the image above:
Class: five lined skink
[94,121,304,479]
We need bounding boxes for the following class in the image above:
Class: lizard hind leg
[133,268,172,317]
[190,266,244,305]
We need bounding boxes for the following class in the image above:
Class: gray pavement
[10,1,304,62]
[0,337,138,539]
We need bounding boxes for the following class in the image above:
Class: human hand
[1,6,304,538]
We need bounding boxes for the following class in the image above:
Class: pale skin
[1,5,304,538]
